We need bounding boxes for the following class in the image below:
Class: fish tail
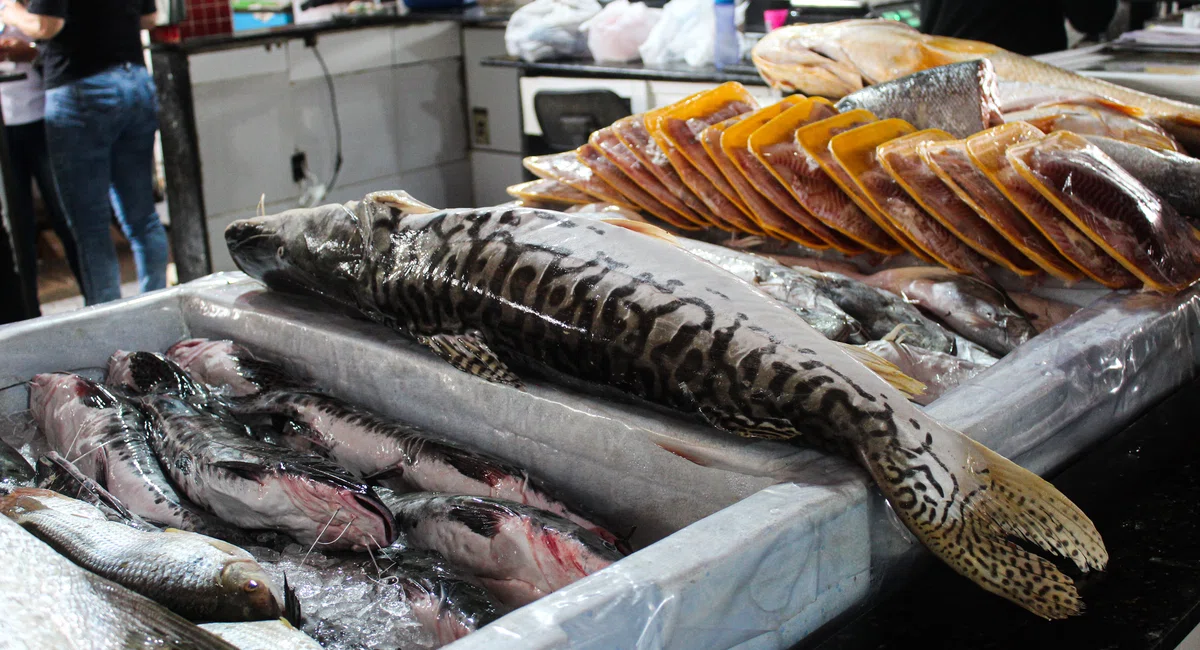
[861,429,1107,619]
[836,342,926,400]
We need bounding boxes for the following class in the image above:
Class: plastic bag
[505,0,602,63]
[580,0,661,63]
[638,0,713,66]
[639,0,746,67]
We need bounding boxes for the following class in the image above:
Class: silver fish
[28,373,218,531]
[863,337,986,406]
[199,620,322,650]
[166,338,625,550]
[1,488,282,622]
[834,60,1004,139]
[0,514,238,649]
[375,548,504,646]
[788,266,958,354]
[864,267,1036,356]
[224,194,1107,618]
[138,393,397,551]
[377,489,621,608]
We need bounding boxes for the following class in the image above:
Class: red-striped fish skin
[577,144,701,231]
[662,100,758,211]
[966,124,1139,289]
[1008,132,1200,292]
[751,103,900,253]
[701,117,831,247]
[920,139,1082,281]
[878,132,1039,275]
[612,116,724,227]
[591,127,707,229]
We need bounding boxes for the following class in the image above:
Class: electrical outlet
[291,151,307,184]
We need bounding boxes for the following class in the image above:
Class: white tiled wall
[470,150,525,207]
[191,21,470,272]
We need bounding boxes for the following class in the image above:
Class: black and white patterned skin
[226,195,1108,619]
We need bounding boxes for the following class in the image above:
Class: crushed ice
[248,543,436,650]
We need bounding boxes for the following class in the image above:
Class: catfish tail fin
[862,429,1107,619]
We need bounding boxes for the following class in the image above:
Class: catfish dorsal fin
[418,331,524,388]
[599,218,682,247]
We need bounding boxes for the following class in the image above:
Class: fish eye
[276,246,286,259]
[244,579,261,592]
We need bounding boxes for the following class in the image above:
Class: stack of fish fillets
[511,57,1200,294]
[2,339,627,650]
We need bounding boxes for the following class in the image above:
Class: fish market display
[375,549,504,645]
[0,514,238,649]
[138,393,397,550]
[164,338,622,548]
[378,490,621,608]
[0,487,282,622]
[226,194,1108,618]
[865,267,1036,355]
[28,372,219,531]
[200,620,323,650]
[834,60,1004,139]
[512,68,1200,293]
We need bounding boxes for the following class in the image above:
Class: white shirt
[0,30,44,126]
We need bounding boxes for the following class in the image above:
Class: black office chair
[533,90,632,153]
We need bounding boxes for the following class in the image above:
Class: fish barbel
[138,393,397,551]
[165,338,624,549]
[752,20,1200,147]
[0,514,238,649]
[224,192,1107,618]
[28,372,219,531]
[1,488,282,622]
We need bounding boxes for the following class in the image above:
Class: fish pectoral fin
[835,342,927,400]
[418,332,524,388]
[862,430,1108,620]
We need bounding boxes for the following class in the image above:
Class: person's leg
[5,121,44,314]
[44,71,121,305]
[27,119,83,288]
[109,65,167,293]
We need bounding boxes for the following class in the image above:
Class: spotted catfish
[225,191,1108,619]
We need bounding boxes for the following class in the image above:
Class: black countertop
[484,55,768,85]
[804,374,1200,650]
[151,7,505,55]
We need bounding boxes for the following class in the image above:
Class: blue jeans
[45,64,168,305]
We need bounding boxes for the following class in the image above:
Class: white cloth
[0,31,44,126]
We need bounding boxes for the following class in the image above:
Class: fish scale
[225,196,1109,619]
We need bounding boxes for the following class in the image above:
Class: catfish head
[225,202,367,301]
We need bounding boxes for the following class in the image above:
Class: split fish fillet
[965,123,1138,288]
[507,179,594,206]
[749,99,899,254]
[522,152,639,210]
[591,127,708,229]
[877,129,1038,275]
[920,138,1083,281]
[576,144,702,231]
[611,115,725,228]
[831,119,991,277]
[1008,131,1200,292]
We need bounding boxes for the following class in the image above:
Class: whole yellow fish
[752,20,1200,148]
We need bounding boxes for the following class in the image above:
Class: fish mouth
[285,478,398,550]
[342,489,398,550]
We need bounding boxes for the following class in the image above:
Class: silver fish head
[225,202,366,299]
[213,556,284,621]
[107,350,209,399]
